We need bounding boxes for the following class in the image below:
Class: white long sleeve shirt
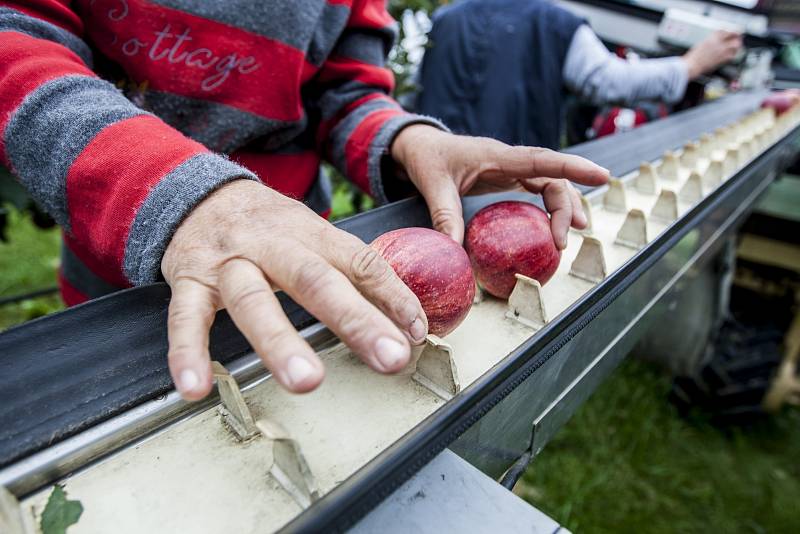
[562,24,690,105]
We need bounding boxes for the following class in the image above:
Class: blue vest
[418,0,583,150]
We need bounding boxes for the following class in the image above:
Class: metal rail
[0,322,336,495]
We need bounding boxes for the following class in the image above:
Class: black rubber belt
[0,90,766,471]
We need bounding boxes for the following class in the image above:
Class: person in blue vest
[416,0,742,150]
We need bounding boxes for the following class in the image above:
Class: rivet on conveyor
[739,138,752,162]
[634,162,659,195]
[0,485,31,534]
[698,133,714,159]
[729,124,743,147]
[679,172,703,204]
[649,189,678,223]
[704,160,723,190]
[578,194,594,234]
[411,335,461,401]
[714,126,729,149]
[614,209,648,250]
[747,138,759,160]
[733,145,747,169]
[659,151,680,181]
[473,280,484,304]
[680,142,699,170]
[569,236,607,283]
[505,273,548,330]
[212,362,259,441]
[721,149,737,176]
[756,131,768,151]
[256,419,321,509]
[602,178,627,213]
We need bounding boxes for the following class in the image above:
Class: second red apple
[465,201,561,299]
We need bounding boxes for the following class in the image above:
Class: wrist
[390,124,442,169]
[682,52,703,80]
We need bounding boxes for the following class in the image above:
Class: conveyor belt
[563,92,766,180]
[1,91,798,533]
[0,90,774,470]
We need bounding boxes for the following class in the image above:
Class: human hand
[390,125,610,249]
[684,30,743,79]
[161,180,427,400]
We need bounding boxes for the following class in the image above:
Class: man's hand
[391,125,610,249]
[683,30,743,79]
[162,180,428,400]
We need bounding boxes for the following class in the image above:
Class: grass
[0,205,63,330]
[1,204,798,533]
[518,358,800,533]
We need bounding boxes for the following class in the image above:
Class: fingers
[167,277,218,400]
[538,180,574,250]
[568,183,588,229]
[489,146,610,187]
[262,244,412,374]
[718,30,743,59]
[521,178,579,249]
[323,231,428,345]
[717,29,742,43]
[219,259,324,393]
[414,171,465,243]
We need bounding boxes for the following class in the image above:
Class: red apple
[762,91,798,115]
[371,227,475,337]
[465,201,560,299]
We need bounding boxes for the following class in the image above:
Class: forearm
[583,56,688,105]
[1,6,256,287]
[317,0,446,204]
[563,25,689,106]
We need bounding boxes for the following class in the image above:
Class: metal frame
[0,92,796,531]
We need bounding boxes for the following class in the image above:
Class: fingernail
[375,337,408,371]
[409,317,426,343]
[576,210,587,226]
[178,369,199,393]
[286,356,316,387]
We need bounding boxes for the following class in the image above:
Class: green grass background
[1,204,798,533]
[0,207,63,329]
[518,359,799,533]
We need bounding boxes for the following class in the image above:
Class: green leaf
[40,486,83,534]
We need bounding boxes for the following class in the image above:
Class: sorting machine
[1,90,799,533]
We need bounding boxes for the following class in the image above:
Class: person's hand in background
[390,125,611,249]
[683,30,743,79]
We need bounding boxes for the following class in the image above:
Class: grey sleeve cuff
[368,113,449,205]
[122,153,258,286]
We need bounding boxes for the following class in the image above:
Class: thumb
[416,172,465,244]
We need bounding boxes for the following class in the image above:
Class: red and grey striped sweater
[0,0,441,304]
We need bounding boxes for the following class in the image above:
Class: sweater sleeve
[562,24,689,106]
[0,1,257,287]
[314,0,446,205]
